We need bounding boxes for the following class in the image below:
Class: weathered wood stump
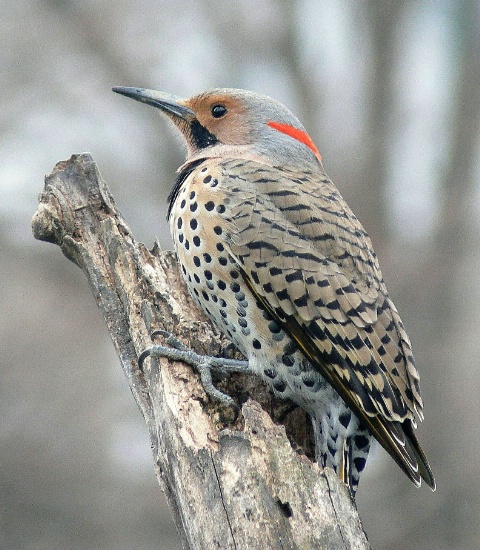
[32,153,371,549]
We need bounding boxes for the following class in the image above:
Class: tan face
[181,93,254,146]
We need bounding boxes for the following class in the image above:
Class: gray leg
[139,330,252,409]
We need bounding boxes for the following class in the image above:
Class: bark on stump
[32,153,371,550]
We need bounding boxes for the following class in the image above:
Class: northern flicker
[113,86,436,494]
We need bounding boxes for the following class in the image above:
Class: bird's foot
[139,330,252,410]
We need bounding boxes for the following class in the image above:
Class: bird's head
[113,87,322,170]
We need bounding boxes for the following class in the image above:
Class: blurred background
[2,1,479,549]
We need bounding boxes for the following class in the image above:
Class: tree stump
[32,153,371,550]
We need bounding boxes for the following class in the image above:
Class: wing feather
[216,158,434,488]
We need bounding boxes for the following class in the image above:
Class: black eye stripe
[211,104,227,118]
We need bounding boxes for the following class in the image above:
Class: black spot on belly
[237,307,246,318]
[354,434,370,450]
[252,339,261,350]
[354,457,366,472]
[302,377,315,388]
[268,320,281,334]
[339,411,351,428]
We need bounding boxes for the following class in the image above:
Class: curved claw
[151,329,188,351]
[151,329,169,340]
[138,348,152,371]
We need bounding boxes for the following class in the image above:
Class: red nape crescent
[268,120,322,161]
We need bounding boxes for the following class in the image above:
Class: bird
[113,86,436,495]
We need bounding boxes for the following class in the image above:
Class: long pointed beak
[112,87,195,120]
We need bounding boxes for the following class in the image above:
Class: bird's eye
[211,104,228,118]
